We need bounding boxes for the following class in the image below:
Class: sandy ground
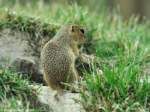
[0,29,35,66]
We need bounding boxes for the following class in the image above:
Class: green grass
[0,11,57,38]
[0,1,150,112]
[0,97,37,112]
[0,68,35,99]
[0,68,49,111]
[80,62,150,111]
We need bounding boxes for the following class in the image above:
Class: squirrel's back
[41,40,75,86]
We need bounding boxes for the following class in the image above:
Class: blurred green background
[0,0,150,20]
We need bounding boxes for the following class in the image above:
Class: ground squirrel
[41,24,85,95]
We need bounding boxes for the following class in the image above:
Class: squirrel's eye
[80,29,84,34]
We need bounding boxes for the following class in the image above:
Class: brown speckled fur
[41,24,85,92]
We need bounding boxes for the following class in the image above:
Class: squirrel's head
[56,24,86,45]
[70,24,85,44]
